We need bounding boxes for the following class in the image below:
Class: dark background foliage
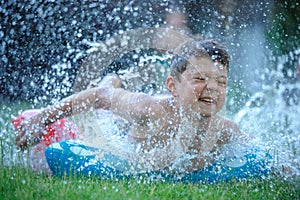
[0,0,299,105]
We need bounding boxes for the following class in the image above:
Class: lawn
[1,166,299,200]
[0,100,299,200]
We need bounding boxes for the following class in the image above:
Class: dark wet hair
[170,39,230,81]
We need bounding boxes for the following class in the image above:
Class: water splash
[235,70,300,176]
[1,47,299,179]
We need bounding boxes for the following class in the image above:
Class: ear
[166,76,178,97]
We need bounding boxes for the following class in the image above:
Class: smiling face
[166,55,228,117]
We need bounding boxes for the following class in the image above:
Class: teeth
[201,98,214,102]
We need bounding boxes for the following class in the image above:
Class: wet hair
[170,39,230,81]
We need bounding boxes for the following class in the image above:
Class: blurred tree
[1,0,298,106]
[266,0,300,79]
[0,0,170,101]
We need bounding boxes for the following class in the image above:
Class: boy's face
[170,55,228,117]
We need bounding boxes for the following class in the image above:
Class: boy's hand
[99,74,123,88]
[15,116,46,150]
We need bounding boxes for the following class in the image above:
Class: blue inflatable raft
[45,140,272,183]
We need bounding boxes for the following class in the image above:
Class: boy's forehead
[186,55,226,73]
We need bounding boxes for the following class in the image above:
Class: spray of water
[60,27,290,177]
[234,57,300,177]
[0,26,298,180]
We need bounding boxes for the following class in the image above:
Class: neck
[170,98,213,129]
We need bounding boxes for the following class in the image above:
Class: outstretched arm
[15,74,122,149]
[15,74,163,149]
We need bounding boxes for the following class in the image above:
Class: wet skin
[166,55,228,117]
[15,56,243,171]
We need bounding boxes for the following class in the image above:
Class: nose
[204,79,218,91]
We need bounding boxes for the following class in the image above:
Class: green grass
[0,166,299,200]
[0,100,299,200]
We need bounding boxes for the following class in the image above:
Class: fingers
[15,132,42,150]
[15,134,29,151]
[15,125,27,148]
[15,128,28,150]
[100,74,123,88]
[15,124,43,150]
[111,74,123,88]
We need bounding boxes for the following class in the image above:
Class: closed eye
[217,79,227,86]
[195,77,206,81]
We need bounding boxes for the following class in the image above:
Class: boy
[15,39,245,172]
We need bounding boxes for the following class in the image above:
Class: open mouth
[199,97,216,105]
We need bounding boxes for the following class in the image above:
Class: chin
[198,108,219,117]
[199,113,213,118]
[190,108,213,118]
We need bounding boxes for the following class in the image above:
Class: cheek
[218,88,227,99]
[219,88,226,95]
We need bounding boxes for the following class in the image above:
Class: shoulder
[141,95,173,123]
[134,94,173,115]
[214,115,252,143]
[213,115,240,130]
[128,95,173,139]
[213,115,241,141]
